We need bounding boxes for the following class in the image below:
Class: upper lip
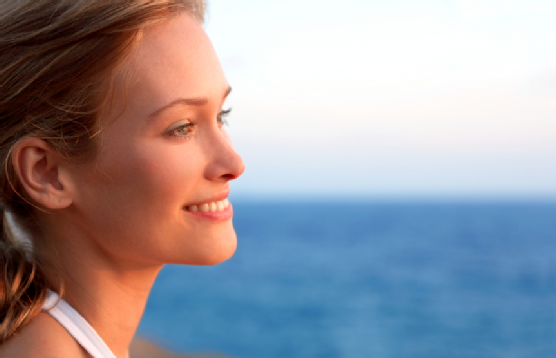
[184,187,230,207]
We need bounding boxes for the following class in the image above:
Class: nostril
[221,173,238,181]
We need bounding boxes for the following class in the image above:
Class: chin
[181,231,237,266]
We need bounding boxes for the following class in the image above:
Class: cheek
[106,142,204,209]
[76,143,207,259]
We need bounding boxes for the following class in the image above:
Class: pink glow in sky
[205,0,556,198]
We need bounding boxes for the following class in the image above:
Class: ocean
[137,201,556,358]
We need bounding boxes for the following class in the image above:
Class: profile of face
[65,13,245,267]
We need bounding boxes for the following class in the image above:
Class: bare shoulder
[0,312,91,358]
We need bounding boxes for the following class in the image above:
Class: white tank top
[42,290,117,358]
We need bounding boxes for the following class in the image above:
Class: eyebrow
[149,86,232,118]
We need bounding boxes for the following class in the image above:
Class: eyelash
[167,108,231,138]
[168,121,197,138]
[217,108,232,127]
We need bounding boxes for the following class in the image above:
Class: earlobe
[11,137,73,210]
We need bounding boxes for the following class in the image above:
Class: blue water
[138,201,556,358]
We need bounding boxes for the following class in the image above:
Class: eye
[166,120,196,138]
[217,108,232,127]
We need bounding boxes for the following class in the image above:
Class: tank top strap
[42,290,117,358]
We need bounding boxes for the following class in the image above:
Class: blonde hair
[0,0,206,343]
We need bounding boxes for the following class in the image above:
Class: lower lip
[183,202,234,222]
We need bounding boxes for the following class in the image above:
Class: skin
[0,13,244,358]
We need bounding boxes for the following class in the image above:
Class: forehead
[116,13,227,116]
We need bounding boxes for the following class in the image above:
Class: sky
[204,0,556,199]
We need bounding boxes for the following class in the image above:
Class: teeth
[185,199,230,213]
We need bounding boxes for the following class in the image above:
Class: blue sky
[204,0,556,198]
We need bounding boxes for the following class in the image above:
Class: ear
[11,137,73,210]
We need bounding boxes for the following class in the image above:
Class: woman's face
[68,13,244,267]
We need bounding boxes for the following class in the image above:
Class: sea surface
[137,200,556,358]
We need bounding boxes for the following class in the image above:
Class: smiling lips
[184,198,230,213]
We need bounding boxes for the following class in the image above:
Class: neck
[37,224,163,358]
[61,265,162,358]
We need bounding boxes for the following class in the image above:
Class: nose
[204,131,245,182]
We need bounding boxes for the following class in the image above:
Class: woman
[0,0,244,357]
